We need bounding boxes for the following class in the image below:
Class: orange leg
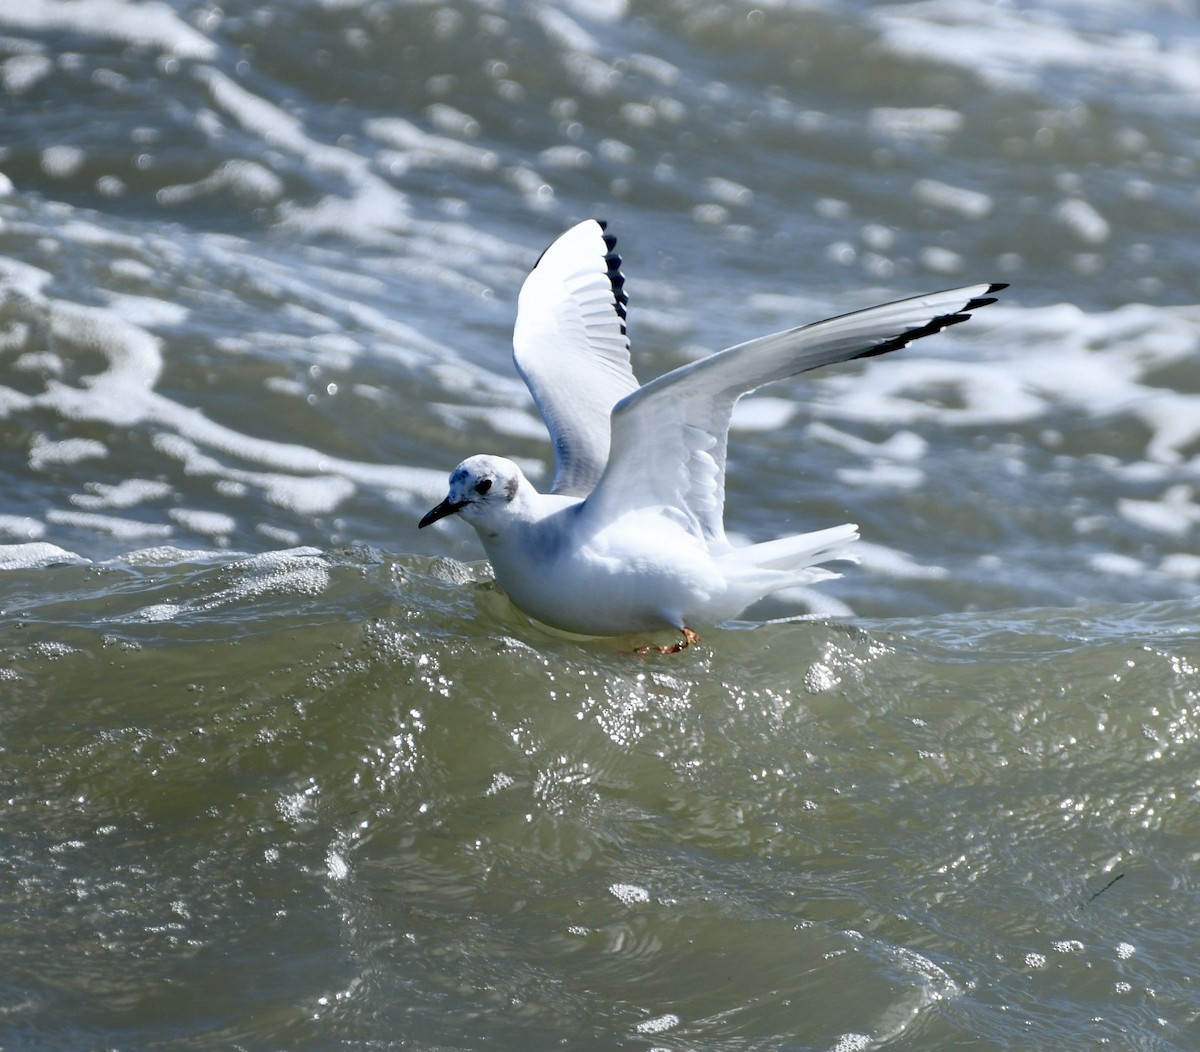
[634,626,700,655]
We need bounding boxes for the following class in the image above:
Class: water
[1,0,1199,1048]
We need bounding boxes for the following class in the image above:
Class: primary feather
[581,282,1004,545]
[512,219,634,497]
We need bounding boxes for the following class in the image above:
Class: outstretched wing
[580,283,1006,544]
[512,219,638,497]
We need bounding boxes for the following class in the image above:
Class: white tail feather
[720,523,860,572]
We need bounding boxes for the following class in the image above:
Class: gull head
[418,454,525,534]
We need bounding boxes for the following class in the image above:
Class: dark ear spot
[475,478,492,495]
[504,475,518,501]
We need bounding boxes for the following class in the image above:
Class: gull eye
[475,478,493,495]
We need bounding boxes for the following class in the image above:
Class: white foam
[326,849,349,883]
[1161,554,1200,581]
[814,302,1200,478]
[807,422,928,462]
[597,138,636,163]
[0,255,452,522]
[0,257,53,298]
[704,176,754,207]
[258,474,355,517]
[1089,552,1145,577]
[29,436,108,471]
[204,549,330,607]
[195,66,342,167]
[1134,394,1200,466]
[156,159,286,207]
[71,478,173,510]
[1054,198,1110,245]
[854,541,948,580]
[918,246,965,275]
[627,51,679,85]
[425,103,482,139]
[169,508,237,537]
[194,65,413,243]
[434,403,548,442]
[135,603,184,622]
[634,1014,679,1035]
[107,259,156,283]
[871,0,1200,99]
[534,5,600,53]
[731,396,797,432]
[0,541,81,569]
[197,237,455,358]
[608,882,650,906]
[912,178,993,220]
[152,428,443,510]
[1118,487,1200,538]
[837,463,925,489]
[0,515,46,540]
[40,144,84,178]
[364,117,499,171]
[560,0,628,22]
[58,219,151,253]
[0,0,218,60]
[0,52,52,94]
[44,301,163,423]
[118,545,228,566]
[765,587,856,619]
[102,292,190,328]
[257,523,302,547]
[539,145,591,170]
[114,548,328,623]
[45,509,173,541]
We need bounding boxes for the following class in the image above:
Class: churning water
[1,1,1199,1049]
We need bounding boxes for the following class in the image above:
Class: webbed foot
[634,626,700,655]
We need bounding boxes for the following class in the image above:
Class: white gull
[420,220,1004,652]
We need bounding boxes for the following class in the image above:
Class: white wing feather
[581,283,1005,544]
[512,219,636,497]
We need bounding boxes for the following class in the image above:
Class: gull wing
[512,219,638,497]
[580,283,1006,544]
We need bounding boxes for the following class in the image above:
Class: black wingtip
[963,295,998,311]
[963,282,1009,312]
[596,220,628,328]
[853,283,1006,361]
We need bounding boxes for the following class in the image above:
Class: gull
[420,220,1004,651]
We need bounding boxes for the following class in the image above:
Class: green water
[4,553,1197,1049]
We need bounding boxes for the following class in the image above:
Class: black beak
[418,497,466,529]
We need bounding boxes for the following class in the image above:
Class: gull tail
[721,523,859,573]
